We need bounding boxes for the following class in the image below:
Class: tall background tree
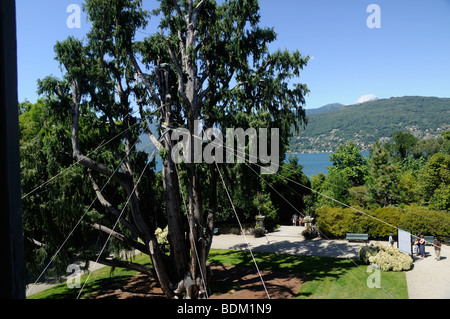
[24,0,309,299]
[311,142,368,207]
[366,141,399,207]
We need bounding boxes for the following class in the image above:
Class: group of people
[412,232,442,261]
[386,232,443,261]
[291,213,303,227]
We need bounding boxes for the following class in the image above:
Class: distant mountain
[291,96,450,153]
[305,103,345,115]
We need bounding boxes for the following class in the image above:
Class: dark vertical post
[0,0,26,299]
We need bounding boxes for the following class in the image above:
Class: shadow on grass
[210,263,306,299]
[208,249,362,298]
[39,275,132,299]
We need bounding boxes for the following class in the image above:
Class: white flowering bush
[155,226,170,254]
[358,243,413,272]
[358,245,378,264]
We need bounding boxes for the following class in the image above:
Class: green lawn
[208,249,408,299]
[28,249,408,299]
[27,253,152,299]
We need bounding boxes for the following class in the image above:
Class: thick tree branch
[98,257,155,277]
[73,151,133,190]
[135,77,165,152]
[25,236,46,248]
[67,78,134,192]
[192,0,206,25]
[89,175,142,237]
[166,38,191,109]
[171,0,183,19]
[177,30,187,67]
[88,222,149,255]
[128,51,162,107]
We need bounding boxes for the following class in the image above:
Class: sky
[16,0,450,110]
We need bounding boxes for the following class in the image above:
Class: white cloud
[355,94,377,104]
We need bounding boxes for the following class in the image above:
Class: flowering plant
[155,226,170,253]
[358,243,413,272]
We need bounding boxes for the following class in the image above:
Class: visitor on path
[434,237,442,261]
[389,233,394,246]
[413,238,419,256]
[292,213,298,227]
[419,235,426,258]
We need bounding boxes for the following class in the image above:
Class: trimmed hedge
[316,205,450,240]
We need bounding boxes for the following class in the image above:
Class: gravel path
[406,249,450,299]
[211,226,450,299]
[211,226,371,259]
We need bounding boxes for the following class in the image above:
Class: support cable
[76,147,157,299]
[25,137,149,296]
[197,126,271,298]
[225,138,448,249]
[243,160,396,299]
[214,162,271,299]
[22,121,141,200]
[174,164,209,299]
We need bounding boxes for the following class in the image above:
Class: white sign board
[398,229,412,255]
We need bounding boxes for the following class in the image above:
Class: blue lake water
[151,152,334,177]
[138,133,348,177]
[287,153,332,177]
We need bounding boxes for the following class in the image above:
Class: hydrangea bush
[358,243,413,272]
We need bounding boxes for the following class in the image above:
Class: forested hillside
[290,96,450,153]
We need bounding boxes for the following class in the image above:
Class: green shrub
[398,205,450,238]
[368,206,402,239]
[315,206,370,239]
[316,205,450,240]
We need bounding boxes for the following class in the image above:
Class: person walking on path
[292,213,298,227]
[419,235,426,258]
[434,237,442,261]
[389,233,394,247]
[413,238,419,256]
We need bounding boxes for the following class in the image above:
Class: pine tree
[32,0,309,299]
[366,141,399,207]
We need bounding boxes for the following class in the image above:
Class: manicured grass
[28,249,408,299]
[208,249,409,299]
[27,253,152,299]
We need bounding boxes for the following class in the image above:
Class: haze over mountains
[291,96,450,153]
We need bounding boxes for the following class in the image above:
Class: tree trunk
[127,0,212,299]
